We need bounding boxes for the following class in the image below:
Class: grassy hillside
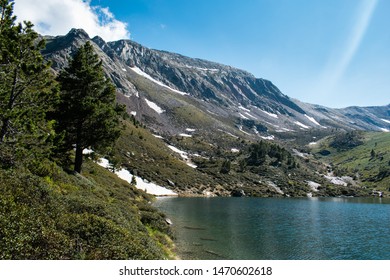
[310,131,390,196]
[109,117,358,197]
[0,156,175,259]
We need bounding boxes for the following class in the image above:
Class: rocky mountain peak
[41,29,390,136]
[67,28,90,40]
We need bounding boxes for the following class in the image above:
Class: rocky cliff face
[42,29,390,140]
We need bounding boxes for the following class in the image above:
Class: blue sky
[15,0,390,108]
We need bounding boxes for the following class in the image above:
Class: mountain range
[42,29,389,137]
[41,28,390,197]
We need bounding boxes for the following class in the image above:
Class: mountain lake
[154,197,390,260]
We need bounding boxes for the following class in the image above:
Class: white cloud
[13,0,130,41]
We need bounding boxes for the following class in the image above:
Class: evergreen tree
[0,0,58,166]
[220,159,231,174]
[56,41,123,173]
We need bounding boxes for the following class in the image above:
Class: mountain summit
[43,29,390,138]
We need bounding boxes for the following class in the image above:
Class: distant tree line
[330,131,364,151]
[244,141,297,169]
[214,140,298,175]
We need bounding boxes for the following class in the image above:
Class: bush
[0,161,171,260]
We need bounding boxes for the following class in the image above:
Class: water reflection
[154,197,390,260]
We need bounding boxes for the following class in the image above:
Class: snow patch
[144,98,165,114]
[239,105,251,112]
[231,148,240,153]
[239,113,249,120]
[276,127,294,132]
[130,111,137,116]
[185,128,196,132]
[238,125,251,135]
[323,174,348,186]
[260,109,278,119]
[97,158,177,196]
[122,68,127,72]
[292,149,309,159]
[130,66,188,95]
[381,118,390,124]
[307,181,321,192]
[260,135,275,140]
[379,127,390,132]
[243,111,258,119]
[304,114,321,126]
[179,133,192,137]
[116,170,177,196]
[294,121,310,129]
[185,65,219,72]
[168,145,188,159]
[186,162,197,168]
[167,145,197,168]
[266,181,284,195]
[97,158,111,169]
[82,148,94,155]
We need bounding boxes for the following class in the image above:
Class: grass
[310,131,390,194]
[111,119,214,192]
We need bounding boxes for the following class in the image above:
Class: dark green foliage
[0,0,58,167]
[220,159,231,174]
[55,41,124,173]
[245,141,296,169]
[369,166,390,182]
[319,149,331,156]
[370,149,376,159]
[330,131,364,151]
[0,168,72,259]
[247,141,269,165]
[137,202,172,237]
[241,119,268,132]
[0,3,172,259]
[0,160,170,259]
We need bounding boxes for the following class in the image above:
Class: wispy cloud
[321,0,378,92]
[14,0,130,41]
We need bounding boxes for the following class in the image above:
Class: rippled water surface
[154,197,390,259]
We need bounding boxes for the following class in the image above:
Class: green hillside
[310,131,390,196]
[110,117,357,198]
[0,153,175,259]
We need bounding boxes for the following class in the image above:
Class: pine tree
[0,0,58,165]
[56,41,123,173]
[220,159,231,174]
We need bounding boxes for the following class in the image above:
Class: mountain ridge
[42,28,389,139]
[39,28,390,198]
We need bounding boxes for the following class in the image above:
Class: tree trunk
[0,118,9,143]
[74,121,83,173]
[74,144,83,173]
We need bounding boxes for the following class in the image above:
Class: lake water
[154,197,390,260]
